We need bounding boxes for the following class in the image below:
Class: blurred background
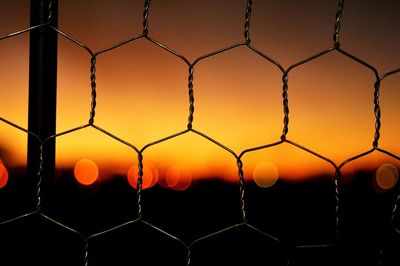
[0,0,399,265]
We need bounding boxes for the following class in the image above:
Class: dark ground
[0,168,399,266]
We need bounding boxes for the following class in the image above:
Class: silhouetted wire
[0,0,399,265]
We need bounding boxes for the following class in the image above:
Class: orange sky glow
[0,0,399,188]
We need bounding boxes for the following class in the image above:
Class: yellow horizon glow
[1,1,399,185]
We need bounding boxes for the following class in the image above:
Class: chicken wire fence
[0,0,400,265]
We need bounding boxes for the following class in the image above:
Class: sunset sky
[0,0,399,187]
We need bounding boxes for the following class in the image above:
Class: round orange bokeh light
[374,163,399,192]
[0,162,9,189]
[74,158,99,186]
[253,162,279,188]
[165,165,192,191]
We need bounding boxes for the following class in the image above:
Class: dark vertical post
[27,0,58,192]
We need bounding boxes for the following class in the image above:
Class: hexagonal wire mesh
[0,0,399,265]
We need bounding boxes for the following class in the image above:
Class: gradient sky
[0,0,399,184]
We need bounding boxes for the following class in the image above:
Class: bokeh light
[252,162,279,188]
[0,161,9,189]
[127,163,159,189]
[374,163,399,192]
[74,158,99,186]
[165,165,192,191]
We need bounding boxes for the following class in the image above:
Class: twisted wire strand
[244,0,253,43]
[142,0,151,35]
[47,0,53,23]
[333,0,345,48]
[373,80,382,148]
[84,242,89,266]
[36,144,44,210]
[186,249,191,266]
[187,65,195,130]
[391,193,400,228]
[137,153,144,219]
[281,73,289,140]
[334,170,341,239]
[88,56,97,125]
[237,159,247,223]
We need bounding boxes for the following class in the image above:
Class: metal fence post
[27,0,58,199]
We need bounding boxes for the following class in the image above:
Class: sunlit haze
[0,0,399,188]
